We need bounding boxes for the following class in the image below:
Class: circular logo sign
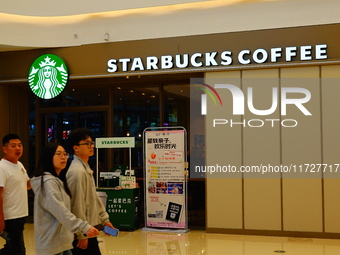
[28,54,69,99]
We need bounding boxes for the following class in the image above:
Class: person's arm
[67,168,87,219]
[19,163,31,190]
[0,187,5,233]
[27,179,31,190]
[42,180,97,236]
[43,179,99,250]
[96,192,110,225]
[95,186,115,232]
[66,166,89,239]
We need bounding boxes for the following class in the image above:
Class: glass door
[112,85,160,175]
[39,111,107,173]
[43,111,106,144]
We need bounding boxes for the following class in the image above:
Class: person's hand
[105,221,114,229]
[85,226,100,237]
[77,239,89,250]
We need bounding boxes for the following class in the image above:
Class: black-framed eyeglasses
[77,141,95,148]
[54,152,69,158]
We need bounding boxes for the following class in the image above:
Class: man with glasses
[66,128,114,255]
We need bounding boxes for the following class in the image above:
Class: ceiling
[0,44,39,52]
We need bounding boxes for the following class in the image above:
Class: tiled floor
[2,224,340,254]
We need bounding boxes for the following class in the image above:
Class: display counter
[97,188,140,231]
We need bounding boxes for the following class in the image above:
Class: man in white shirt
[0,134,30,255]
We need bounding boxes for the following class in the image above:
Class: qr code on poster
[156,211,164,218]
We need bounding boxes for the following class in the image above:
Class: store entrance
[42,111,106,144]
[29,72,205,229]
[34,109,108,175]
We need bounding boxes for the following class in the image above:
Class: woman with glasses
[31,143,99,255]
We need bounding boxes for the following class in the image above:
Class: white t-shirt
[0,159,29,220]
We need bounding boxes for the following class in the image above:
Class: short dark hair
[2,134,21,146]
[68,128,93,152]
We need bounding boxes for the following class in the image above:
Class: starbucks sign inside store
[28,54,69,99]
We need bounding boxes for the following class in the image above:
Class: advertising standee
[143,127,188,231]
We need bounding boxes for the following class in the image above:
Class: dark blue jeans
[55,250,73,255]
[72,237,101,255]
[0,217,26,255]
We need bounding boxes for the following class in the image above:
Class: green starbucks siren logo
[28,54,69,99]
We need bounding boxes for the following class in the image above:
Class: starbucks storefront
[2,23,340,235]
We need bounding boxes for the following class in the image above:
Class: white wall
[1,0,340,50]
[205,65,340,234]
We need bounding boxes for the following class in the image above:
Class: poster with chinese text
[144,128,187,229]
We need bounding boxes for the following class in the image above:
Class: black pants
[0,217,26,255]
[72,237,101,255]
